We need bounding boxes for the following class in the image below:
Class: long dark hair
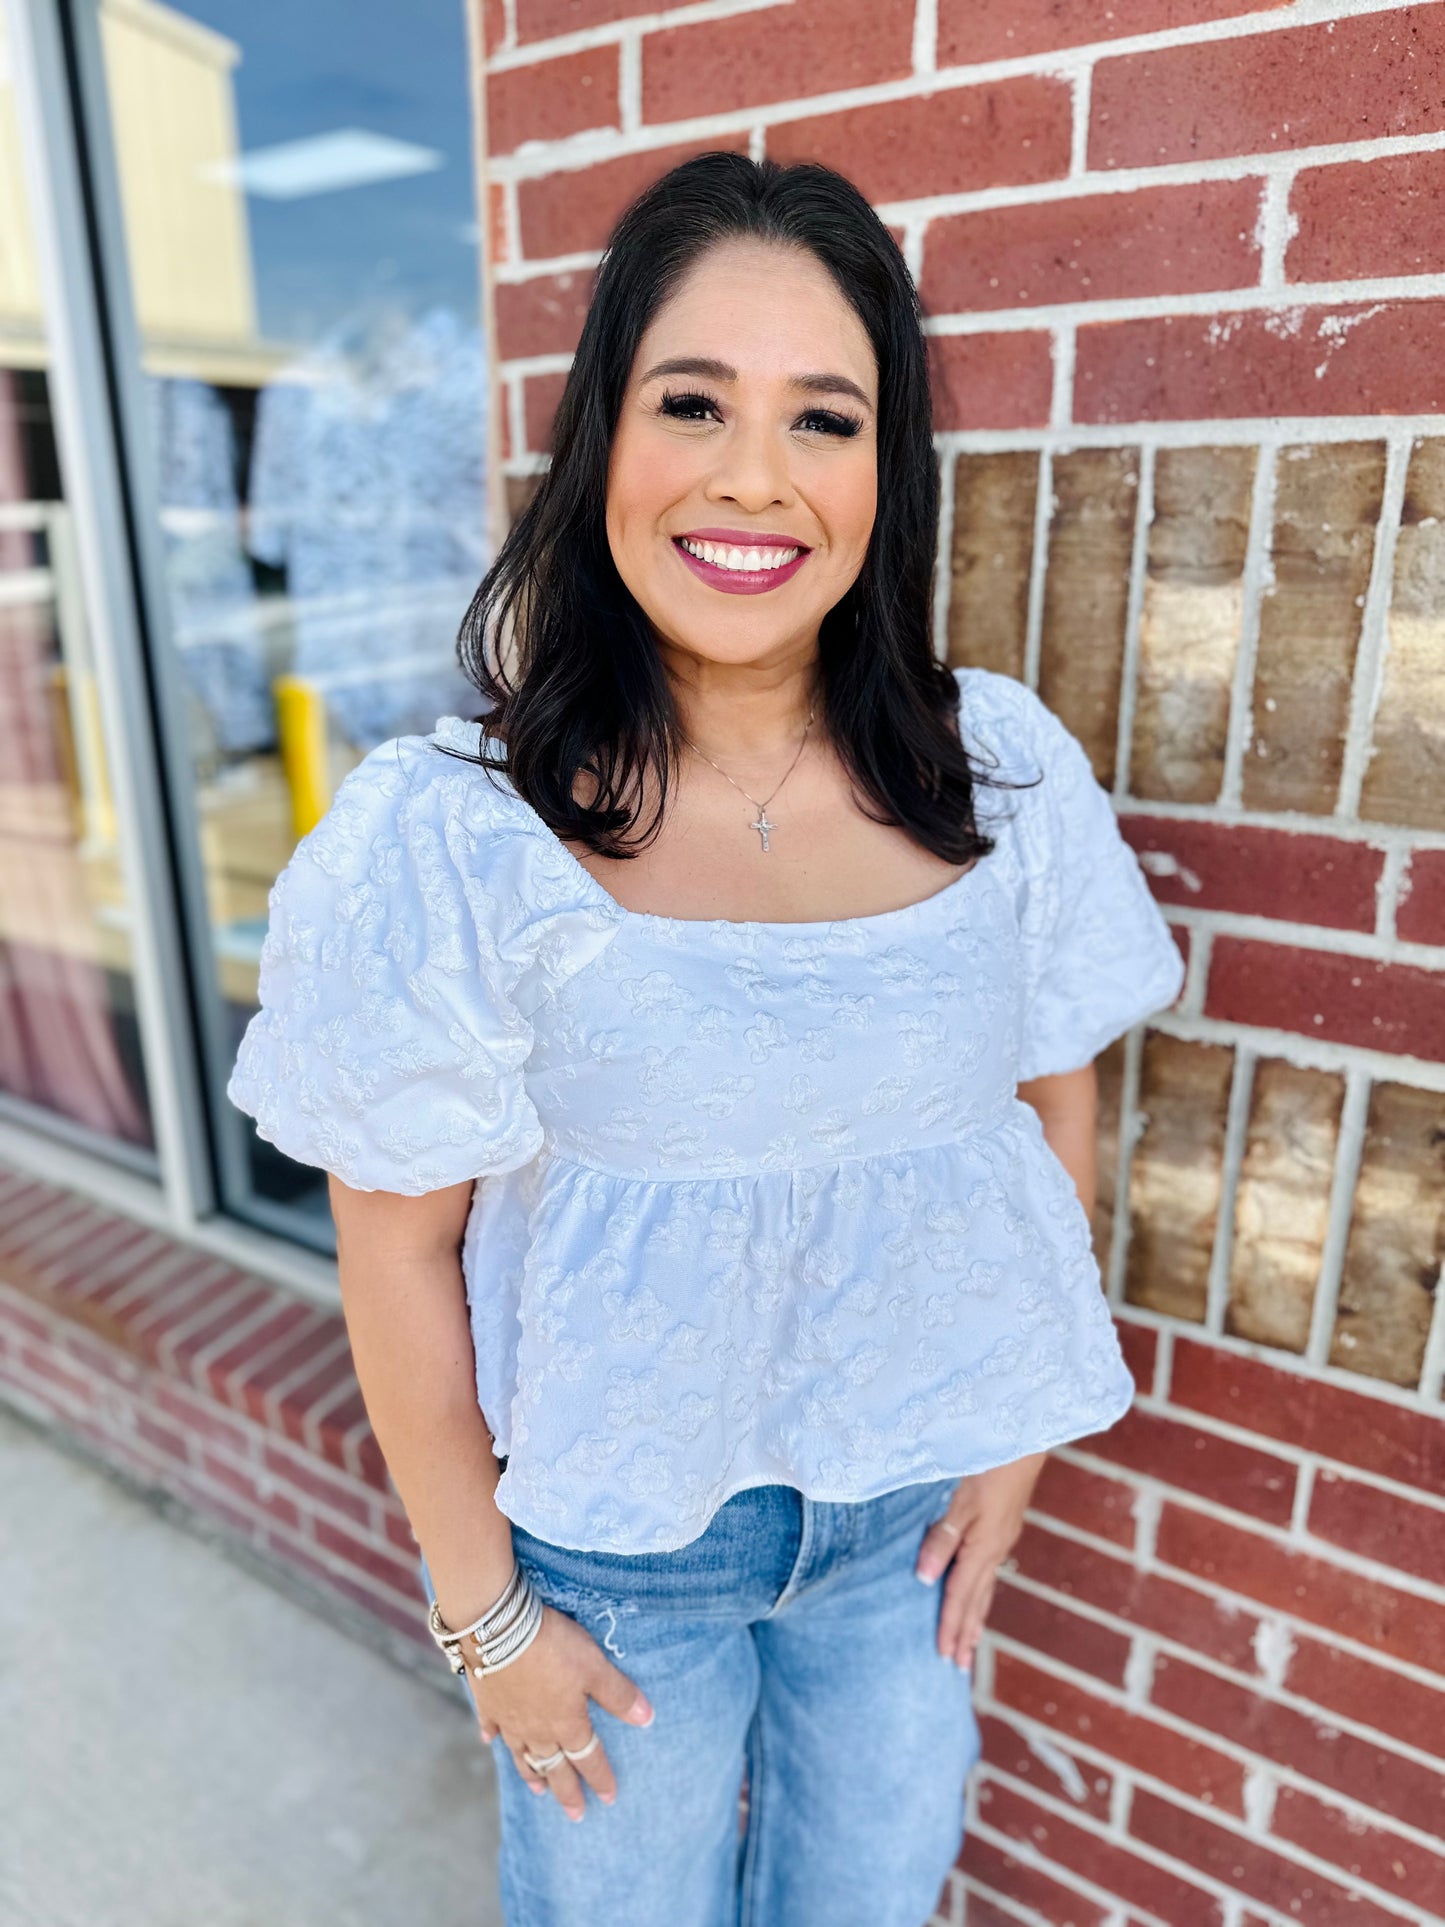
[452,150,1026,862]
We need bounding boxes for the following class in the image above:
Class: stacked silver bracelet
[427,1562,544,1678]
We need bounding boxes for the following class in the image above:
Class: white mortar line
[1290,1460,1316,1535]
[747,122,764,163]
[1117,1298,1445,1409]
[1113,797,1442,848]
[1068,66,1091,180]
[955,1873,1051,1926]
[1029,1498,1445,1610]
[1336,431,1412,816]
[1111,439,1152,800]
[911,0,937,77]
[500,0,516,54]
[985,1627,1445,1793]
[1220,443,1275,808]
[1142,904,1444,966]
[1376,844,1410,939]
[981,1761,1433,1927]
[1303,1065,1372,1368]
[1203,1043,1255,1337]
[1253,169,1296,290]
[931,441,956,662]
[487,0,1410,82]
[1022,446,1053,687]
[617,30,642,137]
[1048,324,1074,432]
[919,274,1445,335]
[1149,1015,1445,1098]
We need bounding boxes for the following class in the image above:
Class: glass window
[0,9,157,1168]
[93,0,491,1240]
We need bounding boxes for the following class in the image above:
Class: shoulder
[950,665,1096,814]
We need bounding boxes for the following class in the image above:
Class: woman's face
[605,239,879,671]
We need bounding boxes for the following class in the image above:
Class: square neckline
[429,714,998,937]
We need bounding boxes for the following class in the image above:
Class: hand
[915,1452,1049,1670]
[468,1602,654,1821]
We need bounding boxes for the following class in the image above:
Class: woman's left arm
[915,1061,1099,1667]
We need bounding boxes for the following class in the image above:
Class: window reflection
[96,0,489,1226]
[0,18,156,1161]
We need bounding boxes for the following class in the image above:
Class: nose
[703,414,795,515]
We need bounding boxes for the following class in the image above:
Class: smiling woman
[227,150,1185,1927]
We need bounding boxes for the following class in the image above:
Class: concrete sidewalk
[0,1404,503,1927]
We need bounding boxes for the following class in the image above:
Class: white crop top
[227,666,1185,1552]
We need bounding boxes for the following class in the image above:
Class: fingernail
[600,1792,616,1805]
[566,1809,583,1823]
[629,1696,654,1725]
[916,1565,939,1584]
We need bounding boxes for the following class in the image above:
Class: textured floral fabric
[227,666,1185,1552]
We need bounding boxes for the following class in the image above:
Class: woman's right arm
[327,1175,654,1819]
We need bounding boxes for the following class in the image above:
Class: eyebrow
[638,355,874,411]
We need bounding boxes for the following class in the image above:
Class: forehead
[633,241,877,395]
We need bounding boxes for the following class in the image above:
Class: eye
[796,407,864,439]
[657,388,722,424]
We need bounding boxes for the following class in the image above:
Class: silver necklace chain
[681,701,817,853]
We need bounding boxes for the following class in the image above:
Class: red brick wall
[479,4,1445,1923]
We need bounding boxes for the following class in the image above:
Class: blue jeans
[424,1475,982,1926]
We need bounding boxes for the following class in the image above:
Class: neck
[662,644,821,763]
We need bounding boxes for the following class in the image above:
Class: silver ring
[562,1731,600,1763]
[522,1746,567,1775]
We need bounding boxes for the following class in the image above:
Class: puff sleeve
[1011,685,1185,1083]
[226,740,545,1194]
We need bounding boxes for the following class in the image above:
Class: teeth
[679,537,801,572]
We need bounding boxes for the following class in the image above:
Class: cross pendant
[751,809,775,852]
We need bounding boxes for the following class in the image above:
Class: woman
[228,153,1184,1927]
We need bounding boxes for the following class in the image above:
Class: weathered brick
[1273,1784,1445,1918]
[1397,849,1445,946]
[923,181,1262,317]
[977,1780,1219,1924]
[517,136,750,260]
[1204,938,1445,1065]
[989,1579,1134,1688]
[1130,445,1254,802]
[641,0,912,124]
[959,1830,1111,1927]
[1288,149,1445,285]
[929,333,1054,433]
[1075,302,1445,425]
[1361,437,1445,830]
[768,78,1071,208]
[1168,1337,1445,1498]
[1120,819,1383,931]
[494,269,594,360]
[1079,1407,1297,1527]
[516,0,680,39]
[977,1711,1114,1819]
[1129,1787,1404,1926]
[1155,1503,1445,1670]
[522,370,569,455]
[1331,1081,1443,1389]
[937,0,1290,66]
[1037,449,1138,787]
[312,1516,420,1597]
[199,1447,303,1534]
[993,1650,1246,1813]
[1089,7,1445,170]
[1124,1033,1234,1323]
[1115,1318,1158,1395]
[1153,1653,1445,1842]
[1309,1469,1445,1590]
[1244,441,1387,815]
[487,45,619,156]
[262,1438,372,1528]
[1011,1520,1262,1669]
[1226,1059,1345,1355]
[1091,1039,1127,1267]
[1286,1636,1445,1764]
[1031,1455,1138,1549]
[945,451,1037,676]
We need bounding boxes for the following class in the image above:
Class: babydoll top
[227,666,1185,1553]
